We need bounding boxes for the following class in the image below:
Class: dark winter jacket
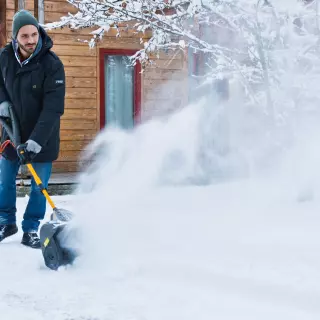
[0,26,65,162]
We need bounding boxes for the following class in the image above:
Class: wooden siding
[142,49,188,121]
[4,0,188,173]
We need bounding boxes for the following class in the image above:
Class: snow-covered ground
[1,180,320,320]
[1,97,320,320]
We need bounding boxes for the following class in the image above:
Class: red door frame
[99,48,142,129]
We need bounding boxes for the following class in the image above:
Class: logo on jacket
[56,80,64,84]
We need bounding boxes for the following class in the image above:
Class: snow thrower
[0,108,77,271]
[23,161,77,271]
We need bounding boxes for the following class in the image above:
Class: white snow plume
[76,98,245,191]
[61,81,320,318]
[54,85,320,319]
[55,3,320,318]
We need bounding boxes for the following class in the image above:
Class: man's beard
[17,41,37,56]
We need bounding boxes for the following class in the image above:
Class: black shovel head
[40,221,78,271]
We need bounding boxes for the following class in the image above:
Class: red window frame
[99,48,142,129]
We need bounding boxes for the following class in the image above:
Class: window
[15,0,24,11]
[100,49,141,129]
[34,0,44,24]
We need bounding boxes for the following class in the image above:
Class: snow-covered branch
[45,0,320,117]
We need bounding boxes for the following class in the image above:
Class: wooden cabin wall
[142,52,188,121]
[5,0,188,173]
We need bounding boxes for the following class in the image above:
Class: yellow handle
[26,163,56,210]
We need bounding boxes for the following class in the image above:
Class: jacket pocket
[31,70,44,98]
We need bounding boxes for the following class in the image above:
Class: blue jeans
[0,158,52,232]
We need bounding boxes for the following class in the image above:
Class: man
[0,10,65,248]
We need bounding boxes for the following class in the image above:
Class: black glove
[16,143,37,164]
[0,140,18,161]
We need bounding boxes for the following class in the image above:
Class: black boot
[0,224,18,242]
[21,232,41,249]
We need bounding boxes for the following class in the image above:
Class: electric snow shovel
[0,108,77,271]
[19,158,76,270]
